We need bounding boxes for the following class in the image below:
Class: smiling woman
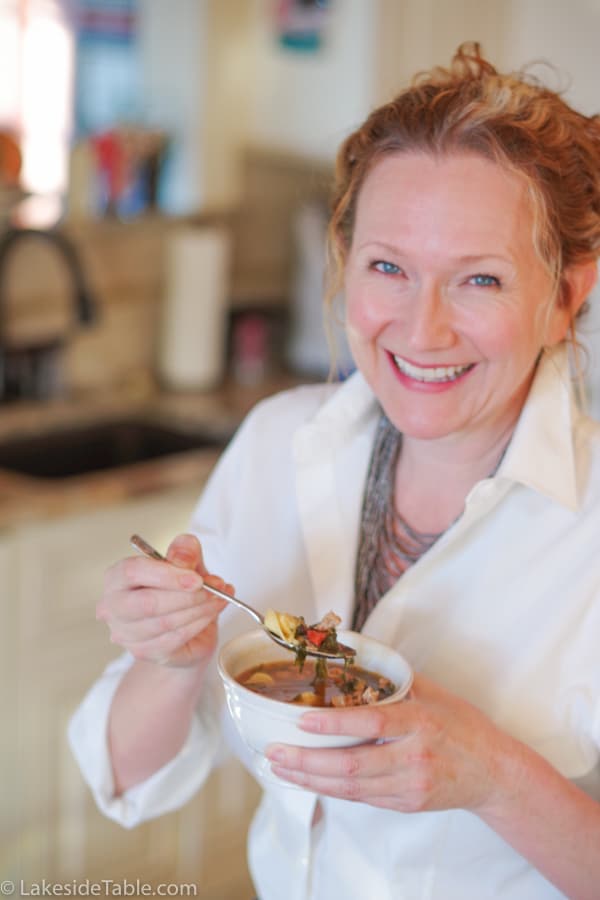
[69,42,600,900]
[343,152,575,462]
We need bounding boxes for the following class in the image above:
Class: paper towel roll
[158,227,231,390]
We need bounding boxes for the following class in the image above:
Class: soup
[236,659,397,707]
[264,608,355,659]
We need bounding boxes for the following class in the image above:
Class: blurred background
[2,1,600,897]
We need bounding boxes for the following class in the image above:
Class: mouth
[391,354,475,384]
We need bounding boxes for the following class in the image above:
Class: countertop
[0,371,309,529]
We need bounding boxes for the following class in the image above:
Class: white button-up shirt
[69,346,600,900]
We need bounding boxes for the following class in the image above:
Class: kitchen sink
[0,416,231,479]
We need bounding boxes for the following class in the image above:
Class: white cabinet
[2,484,260,898]
[1,529,20,861]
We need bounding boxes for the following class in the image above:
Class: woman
[70,44,600,899]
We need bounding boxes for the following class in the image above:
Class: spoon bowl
[129,534,356,661]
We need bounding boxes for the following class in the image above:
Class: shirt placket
[361,476,515,644]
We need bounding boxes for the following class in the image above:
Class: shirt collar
[301,343,582,510]
[292,370,378,464]
[495,344,580,510]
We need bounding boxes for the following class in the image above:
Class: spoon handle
[129,534,264,627]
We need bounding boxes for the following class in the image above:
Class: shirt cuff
[67,654,220,828]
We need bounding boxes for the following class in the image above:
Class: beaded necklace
[352,413,505,632]
[352,414,442,631]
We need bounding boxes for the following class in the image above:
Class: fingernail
[266,745,284,763]
[172,551,195,566]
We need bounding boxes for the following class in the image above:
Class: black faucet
[0,227,97,401]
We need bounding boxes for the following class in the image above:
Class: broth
[236,659,396,707]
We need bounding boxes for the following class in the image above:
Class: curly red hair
[327,42,600,313]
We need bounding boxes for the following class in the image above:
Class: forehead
[352,151,534,259]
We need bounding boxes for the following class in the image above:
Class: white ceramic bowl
[218,628,413,755]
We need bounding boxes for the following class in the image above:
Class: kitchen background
[2,1,600,898]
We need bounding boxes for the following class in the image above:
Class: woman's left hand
[266,673,513,815]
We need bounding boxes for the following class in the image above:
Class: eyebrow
[456,253,513,266]
[356,241,513,267]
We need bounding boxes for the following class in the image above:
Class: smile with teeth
[392,355,474,383]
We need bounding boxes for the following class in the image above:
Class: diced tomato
[306,628,328,647]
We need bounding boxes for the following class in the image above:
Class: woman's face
[344,151,569,446]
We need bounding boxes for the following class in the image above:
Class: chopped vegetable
[306,628,328,647]
[263,607,353,681]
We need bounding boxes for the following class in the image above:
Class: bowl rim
[217,627,414,711]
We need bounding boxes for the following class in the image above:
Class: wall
[374,0,508,101]
[374,0,600,110]
[247,0,377,161]
[201,0,257,209]
[503,0,600,115]
[198,0,381,207]
[499,0,600,415]
[137,0,205,214]
[132,1,600,210]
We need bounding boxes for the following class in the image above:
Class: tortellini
[263,608,303,644]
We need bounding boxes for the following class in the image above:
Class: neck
[394,418,516,533]
[401,421,513,481]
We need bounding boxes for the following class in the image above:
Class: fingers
[99,585,195,624]
[266,739,429,810]
[107,596,225,644]
[268,764,411,806]
[104,555,203,595]
[166,533,208,576]
[98,534,233,667]
[266,737,402,780]
[262,701,419,801]
[203,573,235,599]
[124,615,218,663]
[298,698,416,742]
[265,676,492,813]
[98,580,228,635]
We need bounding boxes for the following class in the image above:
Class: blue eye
[469,274,500,287]
[373,260,400,275]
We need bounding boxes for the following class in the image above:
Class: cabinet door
[0,530,19,873]
[12,486,260,897]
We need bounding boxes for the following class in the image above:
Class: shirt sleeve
[65,411,263,828]
[65,433,245,830]
[67,386,328,828]
[593,693,600,750]
[67,653,222,828]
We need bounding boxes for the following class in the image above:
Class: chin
[379,409,451,441]
[398,423,455,441]
[377,394,454,439]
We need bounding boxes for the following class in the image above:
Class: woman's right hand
[97,534,230,668]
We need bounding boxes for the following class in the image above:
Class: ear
[546,259,598,346]
[563,258,599,315]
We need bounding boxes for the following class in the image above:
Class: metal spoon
[130,534,356,660]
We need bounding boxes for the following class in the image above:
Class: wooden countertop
[0,372,309,529]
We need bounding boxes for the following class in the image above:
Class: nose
[407,280,456,351]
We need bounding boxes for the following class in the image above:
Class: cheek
[467,309,541,365]
[345,286,388,342]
